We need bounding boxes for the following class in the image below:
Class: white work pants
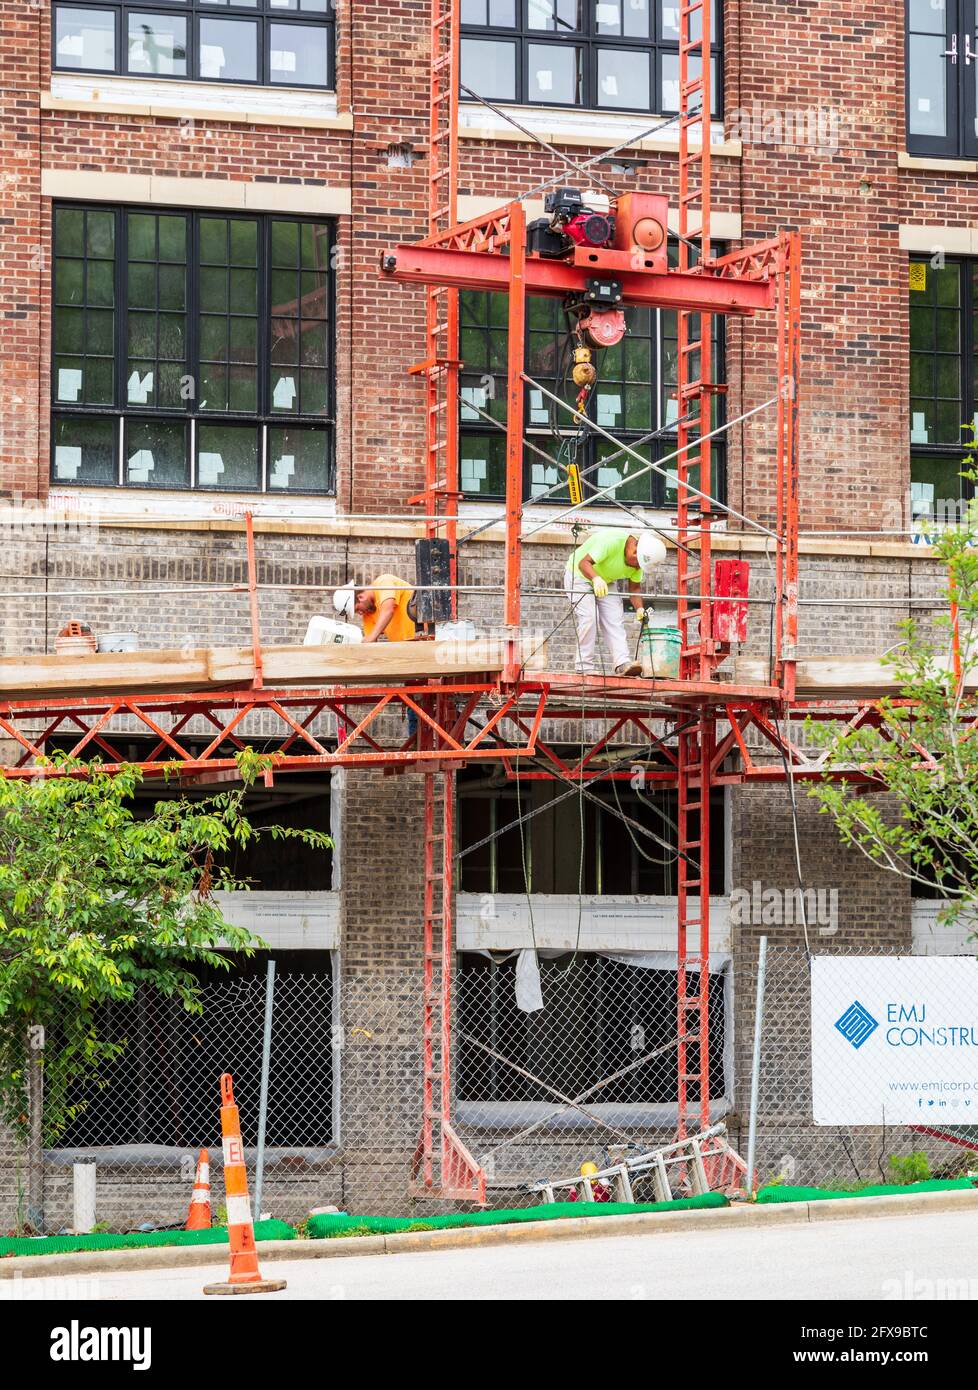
[564,567,630,674]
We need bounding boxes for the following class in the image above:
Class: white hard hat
[333,582,355,618]
[635,532,667,571]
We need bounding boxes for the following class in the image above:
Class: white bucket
[303,615,363,646]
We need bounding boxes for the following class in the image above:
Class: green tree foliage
[809,482,978,941]
[0,752,331,1142]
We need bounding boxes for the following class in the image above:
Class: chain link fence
[8,942,977,1232]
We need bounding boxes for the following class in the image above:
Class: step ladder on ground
[529,1123,749,1205]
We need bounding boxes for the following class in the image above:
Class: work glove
[591,576,609,599]
[634,606,647,624]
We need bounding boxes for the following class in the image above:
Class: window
[458,951,726,1108]
[909,256,976,521]
[54,953,335,1150]
[52,0,334,89]
[458,244,725,506]
[51,205,335,493]
[458,773,725,894]
[460,0,722,116]
[906,0,978,157]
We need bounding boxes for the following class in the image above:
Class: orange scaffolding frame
[0,0,866,1203]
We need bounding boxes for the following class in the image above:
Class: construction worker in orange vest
[333,575,419,642]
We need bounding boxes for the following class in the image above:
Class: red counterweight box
[713,558,750,644]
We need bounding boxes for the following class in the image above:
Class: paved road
[10,1206,978,1301]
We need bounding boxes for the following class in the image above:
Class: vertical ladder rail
[421,0,461,614]
[675,0,715,683]
[412,723,485,1202]
[675,0,715,1148]
[676,711,714,1140]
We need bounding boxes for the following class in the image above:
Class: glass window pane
[528,43,582,103]
[126,419,189,488]
[53,416,117,484]
[55,7,116,72]
[127,13,188,76]
[908,0,947,35]
[55,208,85,258]
[908,35,948,138]
[598,47,650,110]
[268,425,330,491]
[199,18,258,81]
[460,431,506,496]
[527,0,582,32]
[197,423,260,489]
[911,455,966,522]
[270,23,330,86]
[460,38,517,99]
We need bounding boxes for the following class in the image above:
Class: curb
[4,1187,978,1281]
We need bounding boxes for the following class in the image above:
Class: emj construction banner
[811,956,978,1125]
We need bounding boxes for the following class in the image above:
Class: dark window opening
[909,255,976,521]
[906,0,978,159]
[458,951,725,1105]
[51,204,335,494]
[458,767,725,895]
[54,951,334,1149]
[458,240,725,506]
[53,1,334,90]
[460,0,722,116]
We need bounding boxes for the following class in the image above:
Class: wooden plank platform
[735,655,976,699]
[0,637,546,701]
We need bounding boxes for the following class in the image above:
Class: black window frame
[457,244,727,509]
[460,0,723,118]
[905,0,978,158]
[51,202,336,496]
[909,253,978,521]
[52,0,335,91]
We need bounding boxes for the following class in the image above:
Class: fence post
[253,959,276,1221]
[26,1022,45,1232]
[746,935,768,1195]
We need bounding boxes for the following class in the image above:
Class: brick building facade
[0,2,973,1227]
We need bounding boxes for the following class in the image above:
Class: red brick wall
[0,0,963,531]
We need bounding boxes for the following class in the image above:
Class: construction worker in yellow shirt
[565,527,667,675]
[333,574,418,643]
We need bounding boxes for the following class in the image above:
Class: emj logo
[835,1000,879,1049]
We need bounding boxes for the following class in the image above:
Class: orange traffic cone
[185,1148,211,1230]
[203,1074,286,1296]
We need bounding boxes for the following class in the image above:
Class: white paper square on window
[918,98,931,113]
[127,370,154,405]
[535,68,553,93]
[57,368,83,402]
[54,445,82,480]
[663,78,679,108]
[911,480,935,518]
[597,393,621,425]
[460,385,488,419]
[127,449,155,483]
[271,49,297,73]
[461,457,487,486]
[57,35,84,57]
[273,376,297,409]
[269,453,296,488]
[601,74,619,97]
[910,411,929,444]
[665,397,679,425]
[596,3,619,24]
[529,388,548,424]
[198,452,225,486]
[662,6,678,28]
[130,40,148,63]
[200,45,226,77]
